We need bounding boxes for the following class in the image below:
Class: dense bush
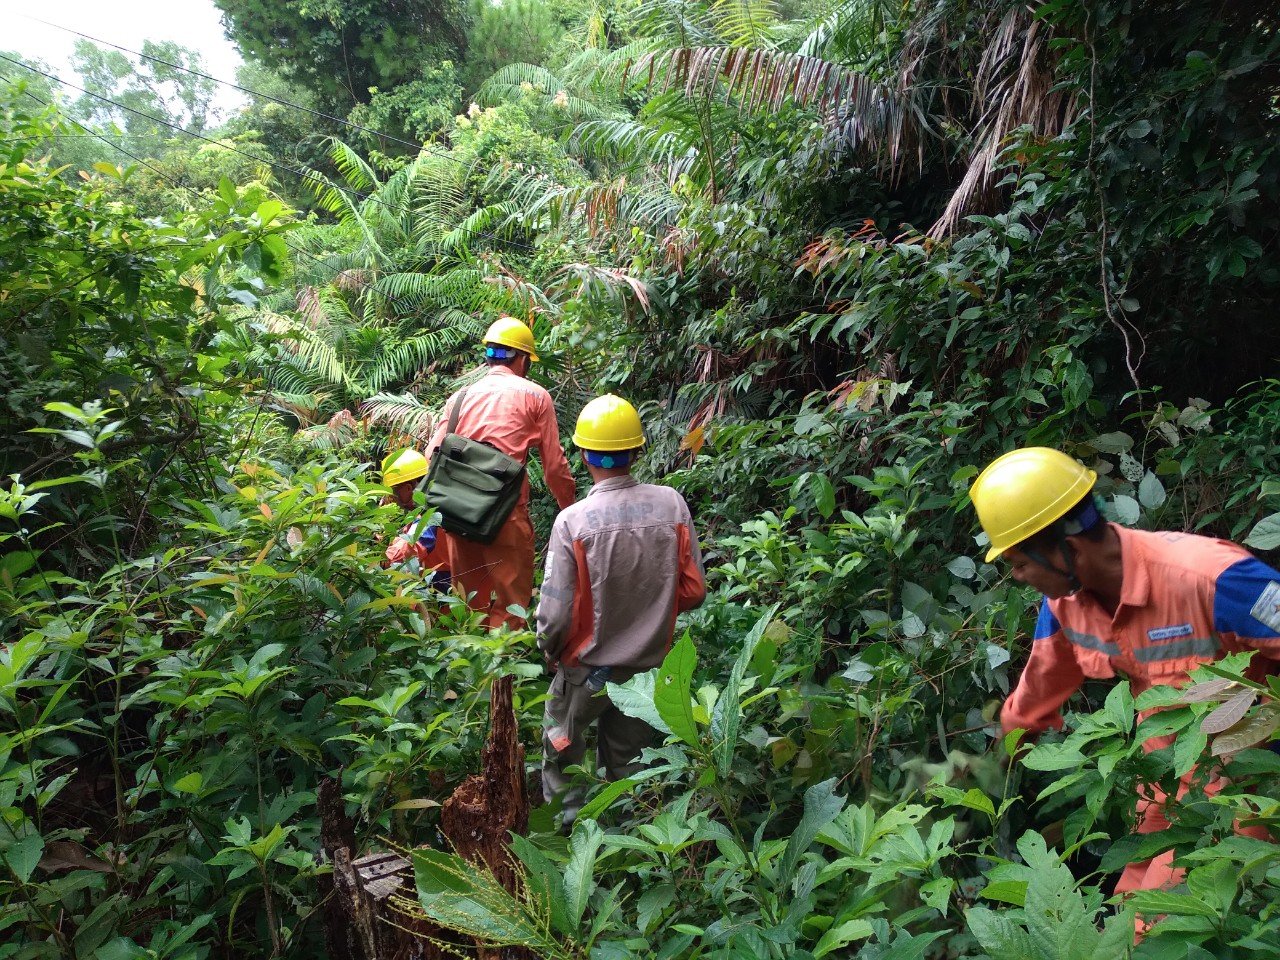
[2,0,1278,955]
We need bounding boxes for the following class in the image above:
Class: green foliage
[70,39,217,136]
[463,0,562,93]
[212,0,469,111]
[347,62,462,162]
[4,0,1280,956]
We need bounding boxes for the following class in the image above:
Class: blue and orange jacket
[1002,525,1280,738]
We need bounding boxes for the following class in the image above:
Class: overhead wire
[0,52,542,258]
[11,15,808,275]
[3,79,438,345]
[17,12,432,156]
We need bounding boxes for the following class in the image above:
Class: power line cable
[18,12,430,155]
[6,80,430,324]
[11,14,805,276]
[0,53,541,257]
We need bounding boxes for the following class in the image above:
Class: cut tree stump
[320,676,533,960]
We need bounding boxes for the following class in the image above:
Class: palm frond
[362,392,438,443]
[623,46,919,178]
[549,263,653,314]
[483,269,556,318]
[709,0,779,48]
[365,327,474,392]
[480,63,567,99]
[327,138,381,194]
[374,270,493,312]
[261,313,351,389]
[294,409,363,451]
[797,0,896,64]
[439,202,525,255]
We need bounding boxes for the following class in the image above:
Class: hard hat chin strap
[1025,524,1081,594]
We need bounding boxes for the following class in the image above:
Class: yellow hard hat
[381,449,429,487]
[484,316,539,362]
[969,447,1097,562]
[573,394,645,451]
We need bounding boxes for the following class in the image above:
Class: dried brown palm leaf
[335,269,369,293]
[625,46,918,178]
[929,7,1077,237]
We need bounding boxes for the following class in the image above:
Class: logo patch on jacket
[1147,623,1193,642]
[1251,581,1280,633]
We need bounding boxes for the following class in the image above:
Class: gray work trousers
[541,666,657,827]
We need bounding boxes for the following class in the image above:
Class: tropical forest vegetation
[2,0,1279,957]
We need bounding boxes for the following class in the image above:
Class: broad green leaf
[606,671,671,736]
[172,773,204,794]
[1127,889,1220,918]
[966,906,1034,959]
[563,820,603,928]
[978,879,1027,905]
[1112,494,1140,525]
[813,918,874,957]
[711,603,780,778]
[1173,724,1208,776]
[1137,471,1166,509]
[653,632,698,748]
[778,778,845,888]
[575,777,638,822]
[1091,432,1134,454]
[2,834,43,884]
[1244,511,1280,550]
[508,835,567,934]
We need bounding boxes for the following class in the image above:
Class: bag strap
[442,382,529,468]
[446,386,469,436]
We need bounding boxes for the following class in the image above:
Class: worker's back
[540,475,705,671]
[431,366,575,510]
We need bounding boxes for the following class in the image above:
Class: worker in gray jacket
[536,394,707,827]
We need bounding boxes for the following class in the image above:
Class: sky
[2,0,248,116]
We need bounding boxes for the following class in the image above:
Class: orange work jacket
[1002,525,1280,738]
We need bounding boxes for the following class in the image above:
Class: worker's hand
[385,536,413,565]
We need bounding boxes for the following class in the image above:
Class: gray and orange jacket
[536,476,706,670]
[1002,525,1280,739]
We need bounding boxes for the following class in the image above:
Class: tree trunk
[439,675,533,960]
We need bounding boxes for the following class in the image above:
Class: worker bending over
[429,317,576,628]
[970,446,1280,900]
[380,449,451,590]
[537,394,707,828]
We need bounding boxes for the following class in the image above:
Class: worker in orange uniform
[537,394,707,828]
[969,446,1280,903]
[428,317,576,628]
[380,449,451,591]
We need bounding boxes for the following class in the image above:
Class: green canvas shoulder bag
[425,387,526,543]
